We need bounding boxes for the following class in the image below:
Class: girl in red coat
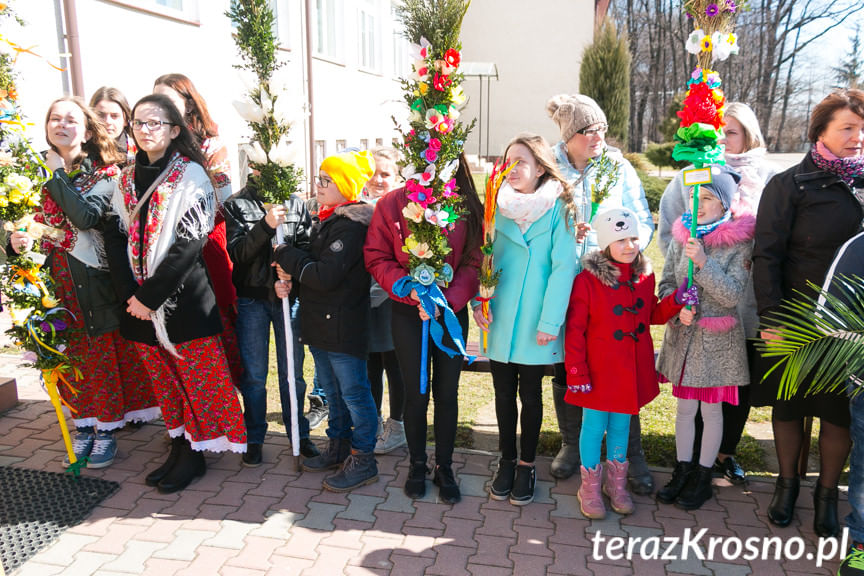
[565,208,691,519]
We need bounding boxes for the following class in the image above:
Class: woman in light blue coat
[474,134,578,506]
[545,93,657,495]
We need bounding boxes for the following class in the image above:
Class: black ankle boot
[405,460,428,498]
[767,476,800,527]
[814,483,840,537]
[676,465,714,510]
[656,461,694,504]
[157,439,206,494]
[145,436,185,486]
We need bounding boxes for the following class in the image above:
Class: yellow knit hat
[320,150,376,201]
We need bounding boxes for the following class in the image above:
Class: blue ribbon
[393,276,475,394]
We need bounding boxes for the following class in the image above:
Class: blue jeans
[309,347,377,453]
[294,299,327,403]
[848,384,864,543]
[236,297,309,445]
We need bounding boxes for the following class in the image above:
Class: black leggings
[391,302,468,467]
[490,361,545,463]
[368,350,405,421]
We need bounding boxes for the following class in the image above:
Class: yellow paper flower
[402,202,424,223]
[10,306,33,327]
[450,85,466,106]
[700,36,713,52]
[42,295,58,308]
[7,187,22,203]
[0,196,9,207]
[402,235,434,259]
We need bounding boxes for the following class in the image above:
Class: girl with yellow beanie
[274,150,380,491]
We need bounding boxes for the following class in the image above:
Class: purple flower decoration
[685,12,693,19]
[726,0,737,12]
[705,3,719,16]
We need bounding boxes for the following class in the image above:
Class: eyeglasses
[576,123,608,137]
[315,175,333,188]
[130,119,174,132]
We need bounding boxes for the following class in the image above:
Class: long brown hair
[44,96,125,169]
[455,152,483,266]
[131,94,211,179]
[503,133,576,228]
[89,86,132,137]
[153,73,219,143]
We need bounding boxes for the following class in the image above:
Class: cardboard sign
[683,167,713,187]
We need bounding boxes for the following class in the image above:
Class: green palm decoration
[756,274,864,400]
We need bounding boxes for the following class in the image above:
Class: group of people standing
[8,76,864,559]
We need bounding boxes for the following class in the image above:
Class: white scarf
[497,179,562,233]
[725,147,768,216]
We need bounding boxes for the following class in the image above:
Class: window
[335,139,347,152]
[268,0,291,49]
[103,0,200,25]
[358,1,379,71]
[315,0,342,60]
[360,139,369,150]
[391,5,410,78]
[315,140,327,166]
[375,138,383,147]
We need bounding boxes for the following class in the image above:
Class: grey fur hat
[546,94,607,143]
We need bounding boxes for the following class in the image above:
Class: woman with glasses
[153,74,242,388]
[545,94,655,495]
[365,153,484,503]
[8,96,160,469]
[103,94,246,493]
[89,86,136,166]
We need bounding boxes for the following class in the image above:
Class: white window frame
[357,0,381,73]
[100,0,200,26]
[314,0,344,63]
[390,4,410,80]
[269,0,292,51]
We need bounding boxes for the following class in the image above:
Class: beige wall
[459,0,595,161]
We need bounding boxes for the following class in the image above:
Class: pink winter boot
[603,459,635,515]
[578,464,606,519]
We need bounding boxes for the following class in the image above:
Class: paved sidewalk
[0,352,851,576]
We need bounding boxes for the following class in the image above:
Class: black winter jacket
[223,186,311,301]
[753,153,864,317]
[274,202,374,358]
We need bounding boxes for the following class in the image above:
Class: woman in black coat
[752,88,864,537]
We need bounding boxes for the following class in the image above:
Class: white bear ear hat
[593,207,638,251]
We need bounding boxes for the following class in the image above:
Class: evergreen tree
[834,24,862,89]
[579,21,631,149]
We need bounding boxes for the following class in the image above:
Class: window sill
[98,0,200,26]
[312,53,346,67]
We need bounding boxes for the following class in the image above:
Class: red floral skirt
[203,219,243,387]
[52,253,160,429]
[134,335,246,453]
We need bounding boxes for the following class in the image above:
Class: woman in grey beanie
[545,93,656,497]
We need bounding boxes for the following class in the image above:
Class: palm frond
[396,0,470,49]
[755,274,864,400]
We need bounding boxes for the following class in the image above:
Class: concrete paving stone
[337,493,386,522]
[343,566,388,576]
[177,517,224,533]
[220,567,268,576]
[465,564,514,576]
[227,460,279,483]
[247,472,293,498]
[0,453,24,465]
[309,486,351,506]
[206,450,244,471]
[151,529,218,561]
[67,507,122,537]
[653,515,699,540]
[349,534,399,570]
[298,546,356,575]
[374,453,402,477]
[550,492,583,519]
[444,494,486,522]
[134,517,187,544]
[12,562,66,576]
[400,532,441,558]
[458,473,490,498]
[549,516,592,545]
[584,512,628,538]
[195,503,238,521]
[514,502,555,529]
[100,484,162,512]
[533,479,555,504]
[705,561,753,575]
[100,540,170,574]
[510,524,554,557]
[717,485,761,503]
[224,535,286,571]
[619,502,663,530]
[441,516,481,546]
[283,468,330,491]
[468,534,516,568]
[425,542,474,575]
[663,547,713,575]
[56,551,118,576]
[270,526,324,560]
[270,486,318,516]
[28,533,99,566]
[266,555,315,575]
[157,488,215,517]
[10,447,60,470]
[377,485,418,513]
[746,557,790,576]
[319,524,366,550]
[294,501,343,530]
[184,468,236,493]
[404,501,448,531]
[510,551,555,574]
[226,495,282,523]
[333,517,375,532]
[389,552,435,576]
[203,480,257,507]
[685,508,734,536]
[371,509,412,536]
[200,519,257,550]
[113,497,175,527]
[248,510,302,540]
[83,523,149,553]
[654,500,699,520]
[474,508,519,538]
[173,545,240,576]
[350,474,396,499]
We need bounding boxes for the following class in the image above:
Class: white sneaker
[374,419,406,454]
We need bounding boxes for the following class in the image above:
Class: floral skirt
[52,253,160,429]
[134,335,246,453]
